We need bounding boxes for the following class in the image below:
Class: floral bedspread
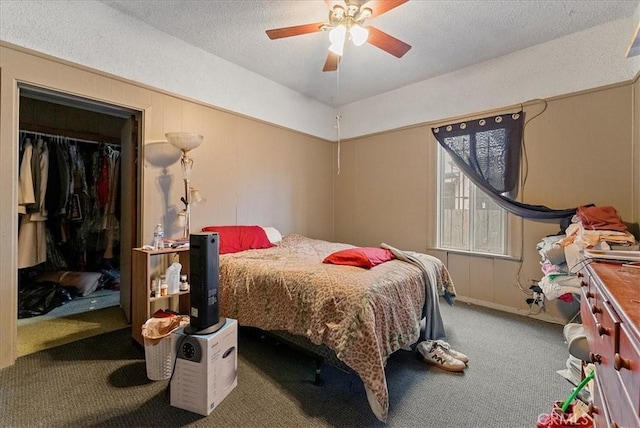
[219,234,452,421]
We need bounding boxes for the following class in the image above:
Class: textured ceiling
[100,0,638,107]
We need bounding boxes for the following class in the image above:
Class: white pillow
[261,226,282,244]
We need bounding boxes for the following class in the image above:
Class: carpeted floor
[1,302,572,427]
[17,290,127,357]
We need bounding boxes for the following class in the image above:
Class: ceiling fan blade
[362,0,408,19]
[322,51,341,72]
[367,26,411,58]
[266,22,326,39]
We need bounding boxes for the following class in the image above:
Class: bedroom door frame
[15,83,142,324]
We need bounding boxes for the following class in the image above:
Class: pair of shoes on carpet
[417,340,469,372]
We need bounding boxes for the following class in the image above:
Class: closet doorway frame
[16,83,142,329]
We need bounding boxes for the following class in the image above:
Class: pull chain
[335,58,341,175]
[335,113,342,175]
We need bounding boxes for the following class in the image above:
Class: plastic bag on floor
[18,280,72,318]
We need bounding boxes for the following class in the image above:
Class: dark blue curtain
[432,112,578,221]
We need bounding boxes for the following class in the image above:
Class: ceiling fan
[266,0,411,72]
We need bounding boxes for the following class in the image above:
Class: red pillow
[322,247,395,269]
[201,225,274,254]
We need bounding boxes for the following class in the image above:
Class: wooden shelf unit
[131,247,190,346]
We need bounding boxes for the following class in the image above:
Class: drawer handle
[596,323,609,336]
[577,272,584,278]
[580,280,587,287]
[588,403,599,415]
[591,304,601,315]
[585,291,595,299]
[614,353,631,371]
[589,352,602,364]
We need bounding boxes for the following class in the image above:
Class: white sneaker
[417,341,465,372]
[434,340,469,364]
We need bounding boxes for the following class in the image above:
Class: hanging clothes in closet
[17,131,121,272]
[17,135,49,268]
[93,143,121,263]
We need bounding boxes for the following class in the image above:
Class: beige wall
[334,83,636,322]
[333,126,434,250]
[0,44,334,369]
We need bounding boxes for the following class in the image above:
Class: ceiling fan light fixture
[329,24,347,44]
[328,24,347,56]
[355,7,372,21]
[265,0,410,72]
[349,24,369,46]
[330,5,345,22]
[329,41,345,56]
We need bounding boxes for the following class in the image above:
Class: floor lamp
[165,132,203,239]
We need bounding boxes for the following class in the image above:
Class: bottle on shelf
[179,274,189,291]
[160,278,168,296]
[150,279,158,297]
[153,223,164,250]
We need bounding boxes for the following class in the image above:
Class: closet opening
[16,84,141,357]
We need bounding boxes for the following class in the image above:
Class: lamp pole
[165,132,203,240]
[180,151,194,238]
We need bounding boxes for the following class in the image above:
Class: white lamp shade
[165,132,203,151]
[350,24,369,46]
[175,209,187,228]
[329,41,344,56]
[329,25,347,45]
[190,188,207,206]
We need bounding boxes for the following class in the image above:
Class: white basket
[144,335,175,381]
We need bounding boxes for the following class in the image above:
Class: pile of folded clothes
[534,205,638,305]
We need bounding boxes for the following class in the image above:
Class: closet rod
[19,129,120,148]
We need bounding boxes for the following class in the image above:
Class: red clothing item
[97,156,110,208]
[558,293,574,303]
[576,205,627,232]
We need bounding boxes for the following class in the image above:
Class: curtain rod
[19,129,119,147]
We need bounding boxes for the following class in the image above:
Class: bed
[215,232,456,421]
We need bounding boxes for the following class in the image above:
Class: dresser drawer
[607,397,640,428]
[591,372,612,428]
[580,286,597,347]
[617,322,640,417]
[590,296,625,425]
[583,286,619,361]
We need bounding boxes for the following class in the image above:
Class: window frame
[436,145,510,257]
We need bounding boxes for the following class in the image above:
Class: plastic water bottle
[153,223,164,250]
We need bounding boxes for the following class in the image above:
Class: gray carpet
[0,302,571,427]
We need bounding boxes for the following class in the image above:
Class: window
[438,147,507,255]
